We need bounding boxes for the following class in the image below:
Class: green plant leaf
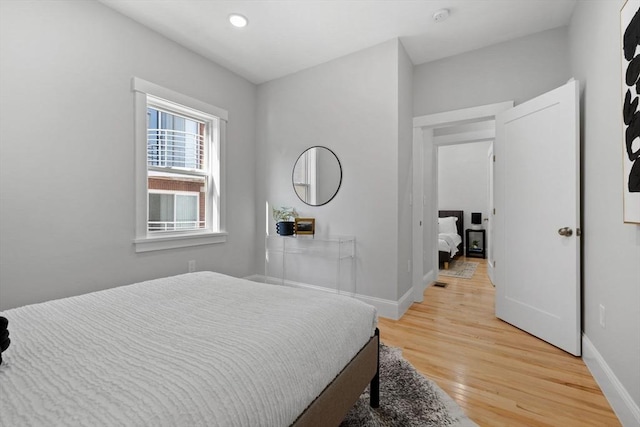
[272,206,298,221]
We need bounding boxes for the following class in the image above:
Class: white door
[494,80,581,356]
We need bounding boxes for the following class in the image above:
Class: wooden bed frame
[293,328,380,426]
[438,210,464,269]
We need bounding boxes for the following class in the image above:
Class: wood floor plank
[377,257,621,426]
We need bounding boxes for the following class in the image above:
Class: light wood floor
[377,257,621,427]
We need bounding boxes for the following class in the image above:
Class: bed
[438,210,464,269]
[0,271,379,426]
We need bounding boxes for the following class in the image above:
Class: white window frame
[293,148,318,204]
[132,77,227,252]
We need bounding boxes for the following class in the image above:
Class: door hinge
[493,155,496,162]
[493,208,496,215]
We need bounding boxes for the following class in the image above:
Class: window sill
[134,231,227,253]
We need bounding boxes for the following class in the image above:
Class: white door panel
[495,80,581,356]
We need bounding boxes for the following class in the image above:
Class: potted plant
[472,240,479,250]
[272,207,298,236]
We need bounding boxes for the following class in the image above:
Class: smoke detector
[433,9,450,23]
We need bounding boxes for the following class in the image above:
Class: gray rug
[341,345,477,426]
[438,261,478,279]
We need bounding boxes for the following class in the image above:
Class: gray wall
[569,0,640,417]
[0,0,257,310]
[255,39,404,307]
[413,27,571,117]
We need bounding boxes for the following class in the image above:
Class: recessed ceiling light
[229,13,248,28]
[433,9,449,23]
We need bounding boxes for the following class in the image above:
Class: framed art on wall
[622,0,640,223]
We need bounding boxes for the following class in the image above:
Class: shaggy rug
[438,261,478,279]
[341,345,477,427]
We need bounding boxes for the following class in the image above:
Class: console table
[265,235,356,295]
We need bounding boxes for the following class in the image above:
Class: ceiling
[99,0,577,85]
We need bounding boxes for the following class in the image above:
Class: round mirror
[292,146,342,206]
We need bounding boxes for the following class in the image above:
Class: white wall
[0,0,256,310]
[255,39,406,309]
[438,141,492,230]
[414,27,571,117]
[569,1,640,423]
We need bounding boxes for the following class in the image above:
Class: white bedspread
[0,272,377,427]
[438,232,462,257]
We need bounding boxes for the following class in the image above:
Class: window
[146,105,207,232]
[292,149,310,201]
[132,78,227,252]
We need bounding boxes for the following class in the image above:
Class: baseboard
[251,274,410,321]
[582,334,640,427]
[396,287,415,319]
[413,269,435,302]
[355,288,421,320]
[424,269,435,290]
[424,268,435,284]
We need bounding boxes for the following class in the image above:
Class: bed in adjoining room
[0,271,379,427]
[438,210,464,269]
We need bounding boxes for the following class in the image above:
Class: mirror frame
[292,146,342,207]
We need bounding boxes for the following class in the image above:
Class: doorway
[437,138,493,274]
[411,101,512,302]
[412,81,581,356]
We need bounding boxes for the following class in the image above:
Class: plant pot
[276,221,295,236]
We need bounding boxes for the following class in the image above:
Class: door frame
[487,142,495,285]
[411,101,513,301]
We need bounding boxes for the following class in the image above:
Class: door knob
[558,227,573,236]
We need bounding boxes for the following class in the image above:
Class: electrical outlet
[599,304,605,328]
[188,260,196,273]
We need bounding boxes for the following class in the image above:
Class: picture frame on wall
[295,218,315,235]
[621,0,640,224]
